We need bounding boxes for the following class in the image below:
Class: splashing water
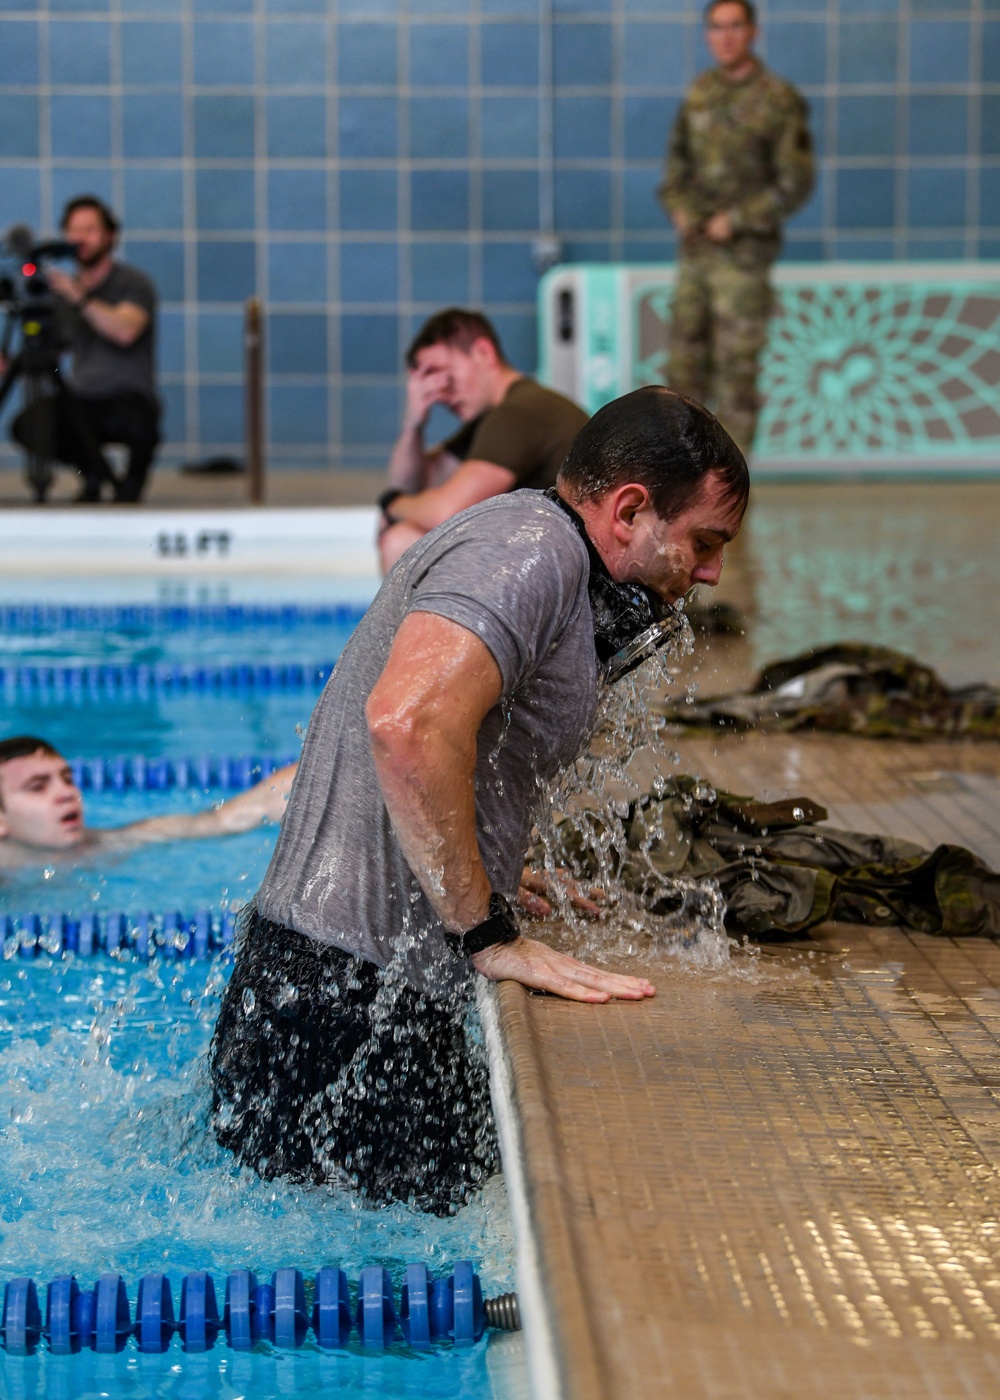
[0,954,514,1281]
[530,608,731,969]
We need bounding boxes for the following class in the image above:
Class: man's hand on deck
[471,936,655,1003]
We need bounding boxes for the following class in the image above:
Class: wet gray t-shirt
[255,491,599,995]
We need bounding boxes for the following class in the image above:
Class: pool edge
[480,981,604,1400]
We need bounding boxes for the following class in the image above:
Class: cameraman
[8,195,160,503]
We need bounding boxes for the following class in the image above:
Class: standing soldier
[658,0,814,458]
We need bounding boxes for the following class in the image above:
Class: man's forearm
[69,296,148,348]
[370,709,492,933]
[383,483,451,532]
[386,423,430,493]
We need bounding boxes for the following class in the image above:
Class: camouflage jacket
[657,643,1000,741]
[658,61,815,260]
[544,776,1000,941]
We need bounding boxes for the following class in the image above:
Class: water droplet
[242,987,256,1014]
[792,806,805,821]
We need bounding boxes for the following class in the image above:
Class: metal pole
[244,296,265,505]
[532,0,562,274]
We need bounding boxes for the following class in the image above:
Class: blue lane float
[0,1264,515,1356]
[3,909,237,961]
[66,752,298,793]
[0,603,368,635]
[0,660,335,705]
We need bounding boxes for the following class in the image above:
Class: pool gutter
[480,981,603,1400]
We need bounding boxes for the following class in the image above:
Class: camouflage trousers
[667,242,774,457]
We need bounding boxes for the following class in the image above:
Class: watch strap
[377,488,404,519]
[449,892,520,957]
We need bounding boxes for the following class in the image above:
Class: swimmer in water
[0,734,588,913]
[0,735,297,871]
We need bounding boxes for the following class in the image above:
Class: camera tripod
[0,331,63,504]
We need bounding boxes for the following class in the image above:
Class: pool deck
[0,464,382,509]
[496,727,1000,1400]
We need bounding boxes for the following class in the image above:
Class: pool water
[5,790,282,921]
[0,610,359,763]
[0,587,523,1400]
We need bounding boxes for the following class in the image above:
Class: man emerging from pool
[210,388,748,1213]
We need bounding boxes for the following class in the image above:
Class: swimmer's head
[557,387,749,605]
[405,309,511,421]
[0,736,86,849]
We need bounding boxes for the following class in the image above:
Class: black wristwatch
[377,488,405,521]
[447,892,521,958]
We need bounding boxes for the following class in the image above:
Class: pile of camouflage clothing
[659,642,1000,740]
[547,775,1000,940]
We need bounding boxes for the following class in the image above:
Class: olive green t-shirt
[443,377,588,491]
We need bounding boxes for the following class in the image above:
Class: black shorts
[209,909,498,1215]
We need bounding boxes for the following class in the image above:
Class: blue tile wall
[0,1,995,471]
[0,22,39,87]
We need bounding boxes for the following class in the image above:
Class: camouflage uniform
[656,643,1000,741]
[658,61,814,454]
[541,777,1000,941]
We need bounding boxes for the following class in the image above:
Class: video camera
[0,224,78,362]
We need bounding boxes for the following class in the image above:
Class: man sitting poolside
[377,307,588,571]
[0,735,296,870]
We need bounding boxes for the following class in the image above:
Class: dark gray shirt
[64,262,158,403]
[255,491,600,995]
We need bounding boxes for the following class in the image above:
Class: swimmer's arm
[383,459,517,532]
[111,763,298,846]
[367,613,654,1004]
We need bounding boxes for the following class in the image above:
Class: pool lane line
[0,1260,510,1355]
[66,752,299,792]
[0,660,336,703]
[0,603,368,634]
[4,909,236,961]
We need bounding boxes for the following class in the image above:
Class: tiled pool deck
[496,729,1000,1397]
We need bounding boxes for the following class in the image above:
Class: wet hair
[557,386,749,522]
[405,309,507,370]
[704,0,757,24]
[0,736,61,809]
[60,195,120,237]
